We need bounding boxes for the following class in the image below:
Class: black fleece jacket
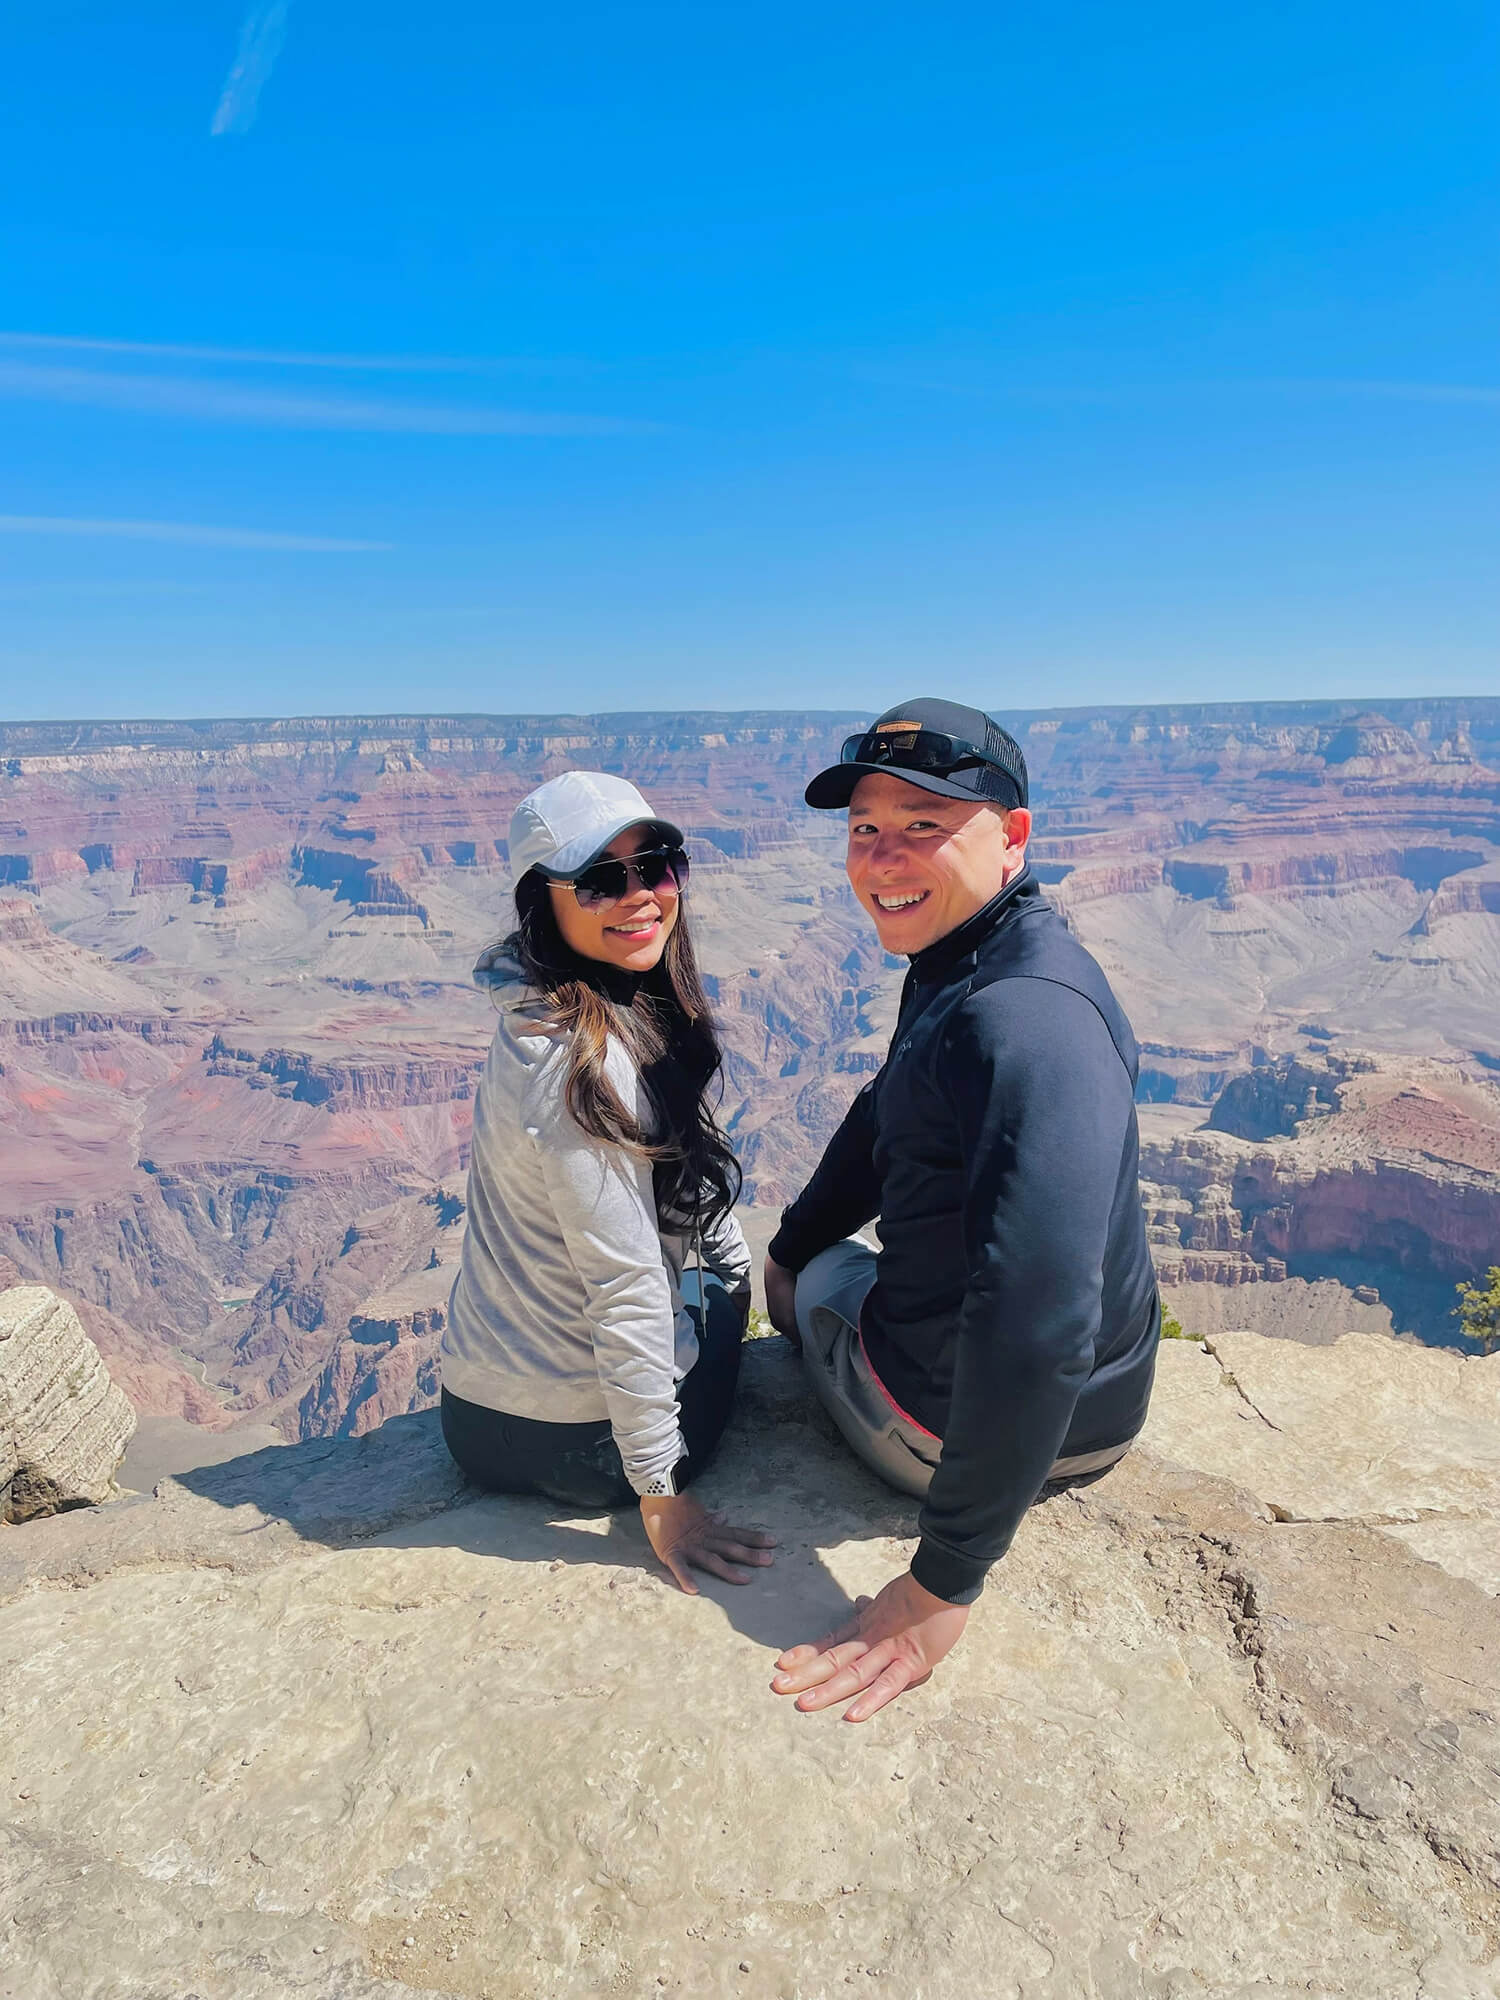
[768,869,1159,1604]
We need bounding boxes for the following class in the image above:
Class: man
[764,698,1159,1722]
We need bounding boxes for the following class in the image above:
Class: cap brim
[804,762,991,810]
[543,815,684,880]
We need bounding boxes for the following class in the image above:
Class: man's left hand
[770,1569,969,1722]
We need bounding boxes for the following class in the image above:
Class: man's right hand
[771,1569,969,1721]
[762,1255,799,1344]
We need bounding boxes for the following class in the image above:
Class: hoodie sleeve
[767,1079,881,1271]
[526,1044,685,1495]
[699,1205,753,1302]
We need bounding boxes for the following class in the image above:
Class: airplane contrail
[211,1,290,138]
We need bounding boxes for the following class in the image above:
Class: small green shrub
[1454,1266,1500,1354]
[1159,1308,1194,1341]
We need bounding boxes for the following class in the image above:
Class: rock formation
[0,1284,135,1521]
[296,1257,455,1439]
[1141,1052,1500,1343]
[0,1332,1496,1997]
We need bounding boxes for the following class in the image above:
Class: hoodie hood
[473,940,529,1000]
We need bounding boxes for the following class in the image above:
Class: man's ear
[1002,807,1032,851]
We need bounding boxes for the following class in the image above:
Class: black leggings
[440,1284,745,1509]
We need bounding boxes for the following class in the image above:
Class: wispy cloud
[846,365,1500,409]
[212,1,290,138]
[0,361,650,435]
[0,515,389,553]
[0,331,486,373]
[1308,378,1500,408]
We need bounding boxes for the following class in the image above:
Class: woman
[440,769,776,1594]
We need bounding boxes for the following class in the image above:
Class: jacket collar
[909,863,1037,985]
[594,961,646,1006]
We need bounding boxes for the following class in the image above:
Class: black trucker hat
[805,697,1029,812]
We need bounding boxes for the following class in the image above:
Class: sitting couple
[439,697,1159,1722]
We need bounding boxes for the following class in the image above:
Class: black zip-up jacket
[768,868,1159,1604]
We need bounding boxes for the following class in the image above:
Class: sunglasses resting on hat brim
[840,725,1001,775]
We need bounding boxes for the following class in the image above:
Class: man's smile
[873,891,930,912]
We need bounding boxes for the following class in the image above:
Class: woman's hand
[639,1492,777,1594]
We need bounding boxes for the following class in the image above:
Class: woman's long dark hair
[500,867,741,1234]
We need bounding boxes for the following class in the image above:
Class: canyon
[1,699,1498,1456]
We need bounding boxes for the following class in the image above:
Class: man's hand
[640,1492,776,1595]
[762,1255,799,1344]
[770,1569,969,1721]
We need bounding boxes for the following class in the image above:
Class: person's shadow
[170,1337,914,1656]
[374,1490,855,1653]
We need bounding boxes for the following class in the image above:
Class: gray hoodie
[441,946,752,1493]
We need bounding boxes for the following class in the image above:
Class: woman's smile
[549,828,682,969]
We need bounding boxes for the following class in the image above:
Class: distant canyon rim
[1,699,1497,1471]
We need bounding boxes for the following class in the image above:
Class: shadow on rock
[379,1491,860,1653]
[5,1340,899,1661]
[177,1336,888,1653]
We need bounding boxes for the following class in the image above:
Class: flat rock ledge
[1,1333,1497,2000]
[0,1284,135,1522]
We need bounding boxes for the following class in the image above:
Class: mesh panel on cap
[982,717,1029,807]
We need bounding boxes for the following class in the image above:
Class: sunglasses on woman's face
[565,845,690,912]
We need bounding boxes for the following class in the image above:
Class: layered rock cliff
[1142,1053,1500,1332]
[0,1283,134,1520]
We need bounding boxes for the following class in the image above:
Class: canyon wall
[2,698,1498,1441]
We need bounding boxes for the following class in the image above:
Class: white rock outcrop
[0,1284,135,1522]
[0,1333,1496,1998]
[1146,1327,1500,1593]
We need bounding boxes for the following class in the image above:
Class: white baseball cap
[507,770,684,882]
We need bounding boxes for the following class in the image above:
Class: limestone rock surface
[1146,1328,1500,1594]
[1,1336,1498,1999]
[0,1284,135,1522]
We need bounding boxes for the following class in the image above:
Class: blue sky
[1,3,1496,719]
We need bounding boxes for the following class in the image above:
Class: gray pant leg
[794,1240,1137,1500]
[794,1239,940,1500]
